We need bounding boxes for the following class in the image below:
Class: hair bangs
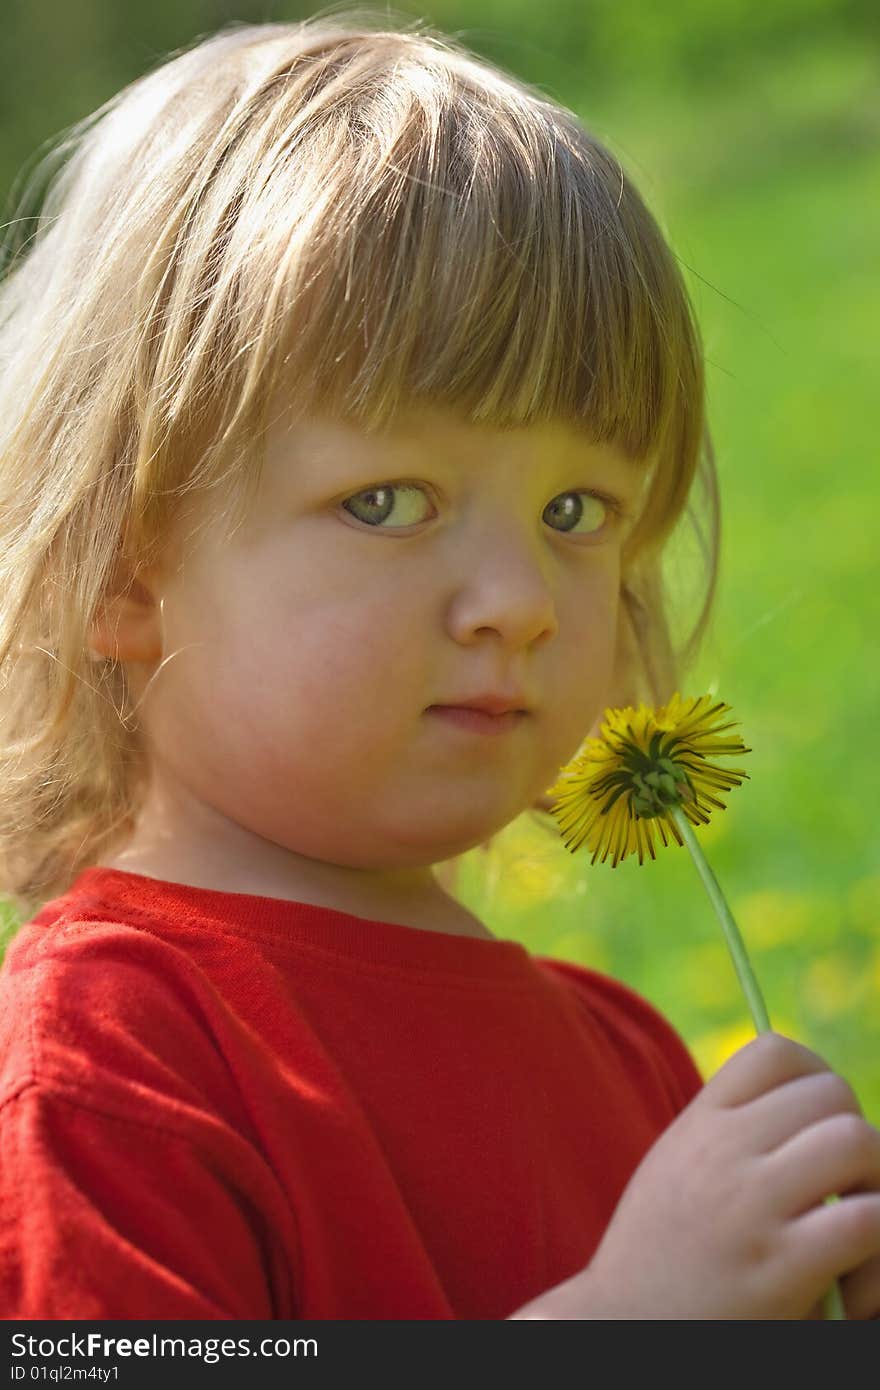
[214,48,698,473]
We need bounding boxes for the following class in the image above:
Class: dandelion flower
[544,693,751,868]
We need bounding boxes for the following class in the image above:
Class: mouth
[426,706,528,736]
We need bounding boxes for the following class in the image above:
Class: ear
[87,568,164,665]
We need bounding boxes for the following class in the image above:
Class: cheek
[242,586,424,721]
[552,575,620,733]
[564,570,620,670]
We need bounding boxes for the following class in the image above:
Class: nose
[444,517,560,650]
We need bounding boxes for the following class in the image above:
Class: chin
[401,821,511,865]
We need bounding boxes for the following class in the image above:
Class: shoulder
[535,955,704,1113]
[0,912,245,1132]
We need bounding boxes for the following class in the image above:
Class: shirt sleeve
[0,1080,290,1319]
[540,956,704,1119]
[0,923,299,1321]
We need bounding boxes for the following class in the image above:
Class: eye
[340,482,432,529]
[543,490,625,538]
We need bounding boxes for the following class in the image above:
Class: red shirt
[0,866,702,1319]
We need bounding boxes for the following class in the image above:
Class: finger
[768,1115,880,1215]
[792,1193,880,1291]
[839,1251,880,1320]
[704,1032,832,1109]
[745,1069,862,1154]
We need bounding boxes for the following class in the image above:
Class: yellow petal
[545,694,751,867]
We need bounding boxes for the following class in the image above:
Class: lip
[435,693,532,716]
[427,706,528,736]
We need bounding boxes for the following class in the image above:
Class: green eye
[340,482,625,536]
[543,491,619,536]
[341,483,429,529]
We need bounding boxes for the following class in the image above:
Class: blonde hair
[0,11,719,923]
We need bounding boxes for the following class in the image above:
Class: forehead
[262,401,649,486]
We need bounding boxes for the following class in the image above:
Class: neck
[97,771,495,941]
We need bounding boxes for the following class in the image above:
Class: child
[1,15,878,1321]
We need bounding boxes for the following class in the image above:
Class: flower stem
[667,804,846,1320]
[668,806,771,1033]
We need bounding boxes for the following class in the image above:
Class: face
[104,403,645,910]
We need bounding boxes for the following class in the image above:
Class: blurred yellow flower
[691,1016,797,1077]
[803,955,864,1020]
[677,942,742,1010]
[544,693,751,868]
[869,946,880,998]
[848,874,880,936]
[690,1019,760,1078]
[736,888,843,950]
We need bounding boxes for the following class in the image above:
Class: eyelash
[338,480,629,539]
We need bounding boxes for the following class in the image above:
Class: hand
[511,1033,880,1319]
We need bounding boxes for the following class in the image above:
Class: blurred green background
[1,2,877,1119]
